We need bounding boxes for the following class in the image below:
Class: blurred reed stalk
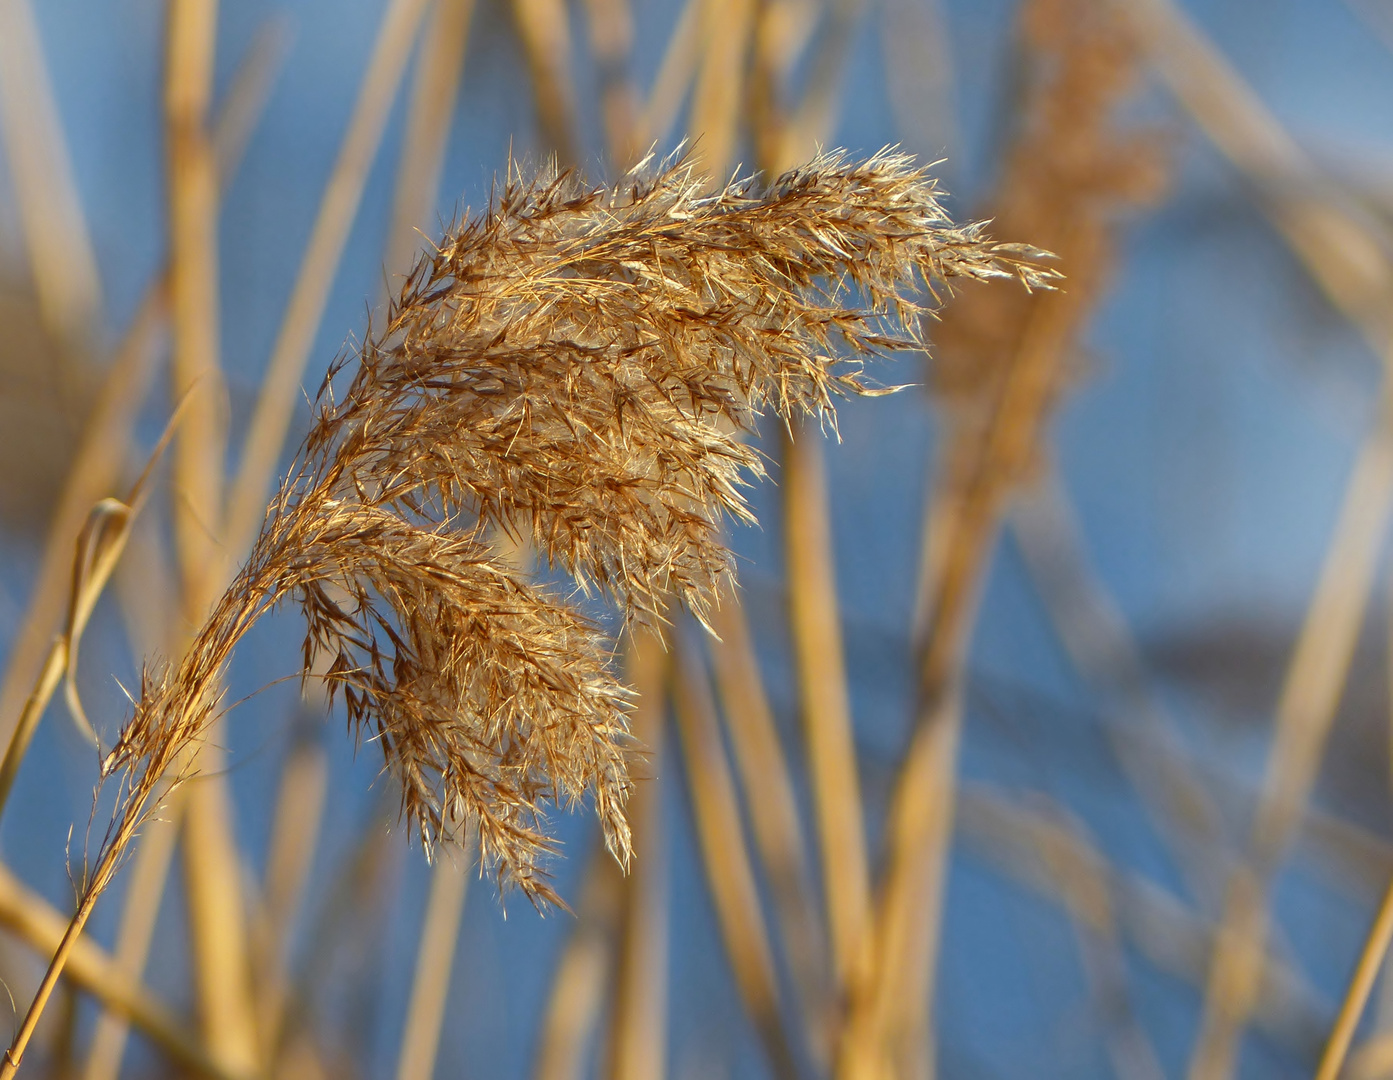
[840,3,1165,1076]
[672,625,800,1079]
[80,25,290,1080]
[1011,472,1233,915]
[1315,872,1393,1080]
[532,850,624,1080]
[509,0,579,165]
[1105,3,1393,1076]
[707,596,831,1062]
[0,0,101,363]
[606,630,670,1080]
[162,4,263,1069]
[954,787,1327,1060]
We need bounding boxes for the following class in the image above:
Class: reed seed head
[100,149,1056,903]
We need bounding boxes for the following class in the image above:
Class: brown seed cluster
[101,150,1056,902]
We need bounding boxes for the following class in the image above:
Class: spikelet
[98,150,1056,903]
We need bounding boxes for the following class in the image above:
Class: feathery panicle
[97,149,1055,903]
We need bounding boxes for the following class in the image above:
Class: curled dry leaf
[99,149,1056,902]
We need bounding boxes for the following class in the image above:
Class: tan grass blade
[384,0,476,281]
[782,428,872,1006]
[0,0,102,356]
[532,850,624,1080]
[1188,385,1393,1080]
[671,625,799,1080]
[252,727,329,1064]
[707,595,831,1062]
[607,628,670,1080]
[223,0,433,561]
[0,286,163,756]
[0,860,243,1080]
[394,833,473,1080]
[509,0,579,164]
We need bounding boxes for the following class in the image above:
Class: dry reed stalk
[671,624,800,1080]
[224,0,433,562]
[1103,50,1393,1070]
[0,0,102,357]
[633,0,704,151]
[509,0,579,165]
[2,152,1051,1072]
[385,0,476,283]
[752,1,874,1038]
[287,791,402,1060]
[954,787,1329,1063]
[1380,585,1393,1040]
[163,5,264,1069]
[766,0,863,177]
[1115,0,1393,350]
[688,0,756,182]
[0,862,241,1080]
[1188,384,1393,1080]
[73,29,290,1080]
[1315,873,1393,1080]
[840,4,1164,1075]
[0,16,285,759]
[1351,1035,1393,1080]
[607,628,670,1080]
[252,725,330,1064]
[165,0,227,605]
[394,829,474,1080]
[707,596,831,1062]
[532,849,625,1080]
[580,0,639,166]
[1011,472,1231,913]
[782,426,872,1006]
